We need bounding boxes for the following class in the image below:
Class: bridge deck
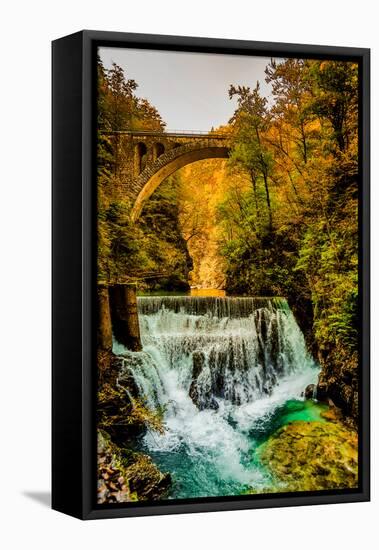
[100,129,227,139]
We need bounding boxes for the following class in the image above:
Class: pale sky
[99,47,279,132]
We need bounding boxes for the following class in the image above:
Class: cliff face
[177,159,233,291]
[317,344,359,424]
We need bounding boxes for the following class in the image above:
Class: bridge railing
[100,129,227,139]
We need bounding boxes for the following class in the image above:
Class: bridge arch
[152,142,165,161]
[131,144,229,222]
[134,142,148,175]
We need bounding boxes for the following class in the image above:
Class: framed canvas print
[52,30,370,520]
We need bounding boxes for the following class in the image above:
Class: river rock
[189,380,219,411]
[258,420,358,492]
[304,384,316,399]
[97,430,171,504]
[189,351,219,411]
[97,350,163,443]
[316,381,332,403]
[316,346,359,423]
[192,350,204,379]
[127,454,172,500]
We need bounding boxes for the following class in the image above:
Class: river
[113,295,324,499]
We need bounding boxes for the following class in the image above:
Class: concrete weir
[109,283,142,352]
[97,285,113,352]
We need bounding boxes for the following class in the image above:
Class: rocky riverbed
[256,408,358,493]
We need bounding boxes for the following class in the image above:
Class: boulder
[189,351,219,411]
[316,381,329,403]
[97,430,171,504]
[258,420,358,492]
[304,383,316,400]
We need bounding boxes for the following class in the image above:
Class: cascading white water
[113,296,320,498]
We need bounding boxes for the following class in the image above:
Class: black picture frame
[52,30,370,520]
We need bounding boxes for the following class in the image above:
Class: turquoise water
[276,398,327,425]
[115,296,322,499]
[250,399,328,443]
[142,398,327,499]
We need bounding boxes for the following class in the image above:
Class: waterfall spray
[114,296,319,498]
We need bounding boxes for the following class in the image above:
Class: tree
[229,83,274,231]
[96,59,190,290]
[306,61,358,154]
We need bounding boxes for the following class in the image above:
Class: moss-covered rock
[125,452,172,501]
[257,419,358,492]
[97,430,171,504]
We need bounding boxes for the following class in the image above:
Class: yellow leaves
[176,158,235,288]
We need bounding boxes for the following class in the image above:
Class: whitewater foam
[114,296,319,496]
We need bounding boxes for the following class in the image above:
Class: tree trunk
[262,171,273,230]
[254,126,272,230]
[250,170,260,219]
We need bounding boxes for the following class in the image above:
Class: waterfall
[137,295,287,318]
[113,296,319,498]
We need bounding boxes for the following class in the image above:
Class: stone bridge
[102,130,230,221]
